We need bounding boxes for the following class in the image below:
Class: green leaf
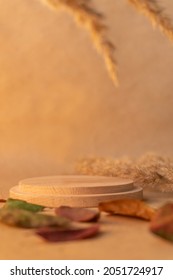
[4,198,45,212]
[0,208,70,228]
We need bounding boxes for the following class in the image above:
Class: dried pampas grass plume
[76,153,173,192]
[39,0,173,86]
[40,0,118,86]
[128,0,173,43]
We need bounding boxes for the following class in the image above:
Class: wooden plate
[9,175,143,207]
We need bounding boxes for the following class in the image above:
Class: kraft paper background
[1,0,173,196]
[0,0,173,259]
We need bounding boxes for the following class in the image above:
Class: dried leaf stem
[40,0,118,85]
[128,0,173,42]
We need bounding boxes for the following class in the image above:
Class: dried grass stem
[41,0,118,85]
[128,0,173,42]
[76,153,173,192]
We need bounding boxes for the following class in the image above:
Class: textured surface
[1,191,173,260]
[1,0,173,259]
[18,175,134,194]
[10,178,142,208]
[10,175,142,207]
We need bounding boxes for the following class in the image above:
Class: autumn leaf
[4,198,45,212]
[35,224,100,242]
[0,208,69,228]
[99,198,155,220]
[150,202,173,242]
[55,206,100,222]
[0,199,6,203]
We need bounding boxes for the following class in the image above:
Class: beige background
[1,0,173,192]
[1,0,173,259]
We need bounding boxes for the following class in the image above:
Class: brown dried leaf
[0,199,6,203]
[55,206,100,222]
[35,224,100,242]
[99,198,155,220]
[150,203,173,242]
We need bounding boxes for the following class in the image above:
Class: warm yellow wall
[1,0,173,195]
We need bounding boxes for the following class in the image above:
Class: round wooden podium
[10,175,143,207]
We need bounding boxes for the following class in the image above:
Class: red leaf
[55,206,100,222]
[35,225,100,242]
[0,199,6,203]
[150,203,173,241]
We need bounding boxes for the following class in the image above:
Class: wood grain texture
[19,175,134,194]
[10,175,143,207]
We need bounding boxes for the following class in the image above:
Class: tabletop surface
[0,189,173,260]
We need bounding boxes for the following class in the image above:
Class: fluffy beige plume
[40,0,118,85]
[128,0,173,42]
[76,153,173,192]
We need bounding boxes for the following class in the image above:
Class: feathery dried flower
[76,153,173,192]
[128,0,173,43]
[39,0,173,86]
[40,0,118,85]
[76,156,136,178]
